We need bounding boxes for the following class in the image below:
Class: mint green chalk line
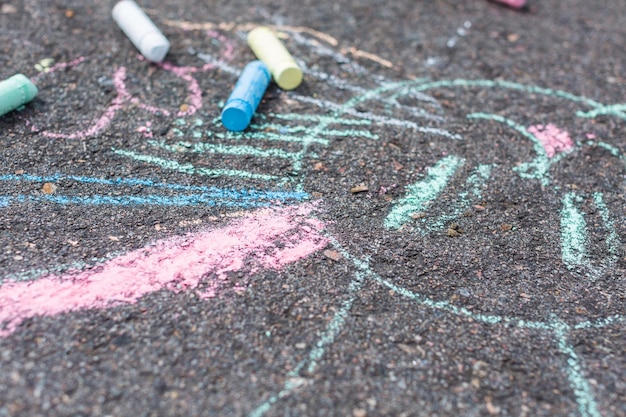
[467,113,546,157]
[248,266,366,417]
[409,79,603,109]
[337,241,605,417]
[421,163,492,233]
[385,155,465,230]
[112,149,279,181]
[554,325,603,417]
[211,131,329,145]
[577,103,626,119]
[267,113,372,125]
[250,232,619,417]
[148,140,304,161]
[250,123,379,139]
[574,315,626,330]
[593,192,620,261]
[561,193,588,270]
[304,274,365,374]
[387,78,626,121]
[467,112,563,185]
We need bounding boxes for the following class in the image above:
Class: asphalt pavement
[1,1,625,416]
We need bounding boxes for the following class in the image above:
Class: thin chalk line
[248,248,366,417]
[554,324,603,417]
[577,104,626,120]
[289,92,441,124]
[467,113,546,157]
[266,113,371,126]
[0,194,274,208]
[250,123,379,140]
[196,53,241,76]
[592,192,621,263]
[0,173,308,200]
[326,81,462,138]
[405,79,626,122]
[558,192,621,281]
[251,232,622,417]
[112,149,280,181]
[148,139,304,161]
[289,94,458,138]
[332,239,613,417]
[211,131,329,146]
[467,112,564,186]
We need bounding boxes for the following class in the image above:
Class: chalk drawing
[4,17,626,417]
[0,204,327,336]
[249,232,624,417]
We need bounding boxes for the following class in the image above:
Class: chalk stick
[490,0,527,9]
[0,74,38,117]
[221,61,271,132]
[112,0,170,62]
[247,26,303,90]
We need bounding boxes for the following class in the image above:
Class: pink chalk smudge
[136,121,153,138]
[0,204,328,336]
[527,123,574,158]
[490,0,527,9]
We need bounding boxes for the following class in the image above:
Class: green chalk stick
[0,74,38,117]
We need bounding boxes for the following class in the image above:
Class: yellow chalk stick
[247,27,303,90]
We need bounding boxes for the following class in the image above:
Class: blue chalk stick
[221,60,271,132]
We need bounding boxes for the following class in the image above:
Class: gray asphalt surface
[1,1,625,416]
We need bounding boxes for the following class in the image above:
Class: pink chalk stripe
[0,204,327,336]
[527,123,574,158]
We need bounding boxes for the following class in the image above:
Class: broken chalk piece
[247,26,303,90]
[490,0,527,9]
[221,60,271,132]
[0,74,38,117]
[112,0,170,62]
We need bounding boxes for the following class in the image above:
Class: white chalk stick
[112,0,170,62]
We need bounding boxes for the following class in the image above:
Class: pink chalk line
[42,67,134,139]
[157,60,214,116]
[527,124,574,158]
[0,204,328,336]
